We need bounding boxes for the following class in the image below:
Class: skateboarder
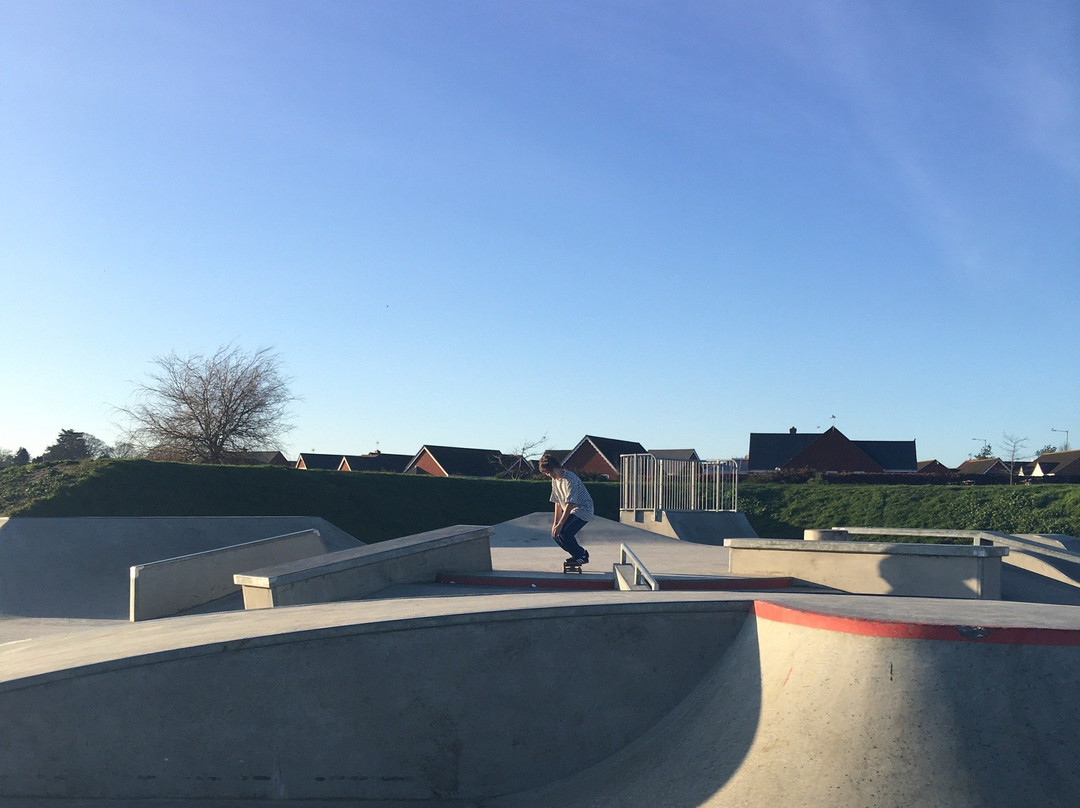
[538,452,593,567]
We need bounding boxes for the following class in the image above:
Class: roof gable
[404,445,505,477]
[786,427,883,473]
[295,453,344,470]
[564,435,648,478]
[917,460,951,474]
[955,458,1009,475]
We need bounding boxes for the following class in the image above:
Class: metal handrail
[618,543,659,591]
[835,526,1080,565]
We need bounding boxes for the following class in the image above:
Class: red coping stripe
[436,573,795,593]
[437,574,610,591]
[753,600,1080,646]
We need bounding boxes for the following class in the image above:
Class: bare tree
[1000,433,1029,485]
[119,345,295,464]
[493,435,548,479]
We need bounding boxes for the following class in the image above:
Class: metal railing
[618,543,659,591]
[836,526,1080,564]
[620,454,739,513]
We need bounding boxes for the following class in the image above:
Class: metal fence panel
[619,454,738,512]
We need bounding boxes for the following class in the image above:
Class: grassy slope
[2,460,1079,542]
[739,481,1080,540]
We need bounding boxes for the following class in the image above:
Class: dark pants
[554,514,588,558]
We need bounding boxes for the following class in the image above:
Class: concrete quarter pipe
[497,599,1080,808]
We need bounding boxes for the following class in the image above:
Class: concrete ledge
[235,524,493,609]
[724,538,1007,599]
[129,529,332,622]
[726,539,1007,557]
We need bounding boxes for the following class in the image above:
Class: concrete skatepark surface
[2,513,1080,806]
[0,516,362,621]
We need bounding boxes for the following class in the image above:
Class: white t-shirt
[549,469,594,521]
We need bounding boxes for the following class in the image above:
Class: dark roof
[407,445,506,477]
[340,452,411,473]
[1056,456,1080,476]
[748,428,916,473]
[917,460,952,474]
[295,453,344,470]
[222,451,290,467]
[650,449,701,462]
[747,432,819,471]
[854,440,917,472]
[1035,450,1080,475]
[955,458,1008,475]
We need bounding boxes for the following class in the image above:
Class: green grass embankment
[2,460,1079,542]
[0,459,618,543]
[738,481,1080,540]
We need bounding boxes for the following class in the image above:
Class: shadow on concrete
[488,615,764,807]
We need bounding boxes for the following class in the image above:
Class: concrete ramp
[3,592,1080,804]
[0,594,748,802]
[498,599,1080,807]
[0,516,361,619]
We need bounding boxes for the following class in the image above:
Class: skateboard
[563,560,584,574]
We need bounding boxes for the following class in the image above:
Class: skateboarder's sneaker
[568,554,589,566]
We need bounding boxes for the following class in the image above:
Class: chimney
[789,427,797,434]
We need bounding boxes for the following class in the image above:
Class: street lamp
[971,437,989,458]
[1051,428,1070,452]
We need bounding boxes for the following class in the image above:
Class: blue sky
[2,1,1077,466]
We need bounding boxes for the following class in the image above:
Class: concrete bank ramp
[490,512,732,577]
[0,516,361,619]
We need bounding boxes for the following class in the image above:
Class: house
[917,460,952,475]
[338,451,412,473]
[747,427,917,474]
[561,435,648,481]
[294,453,345,471]
[403,445,519,478]
[954,458,1010,476]
[1029,450,1080,477]
[222,451,291,467]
